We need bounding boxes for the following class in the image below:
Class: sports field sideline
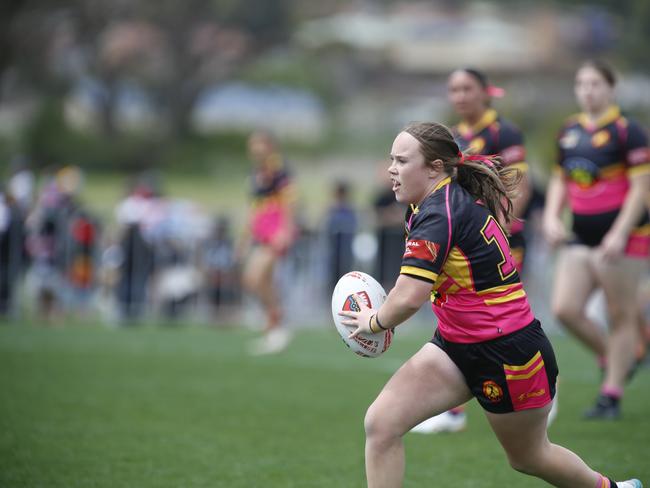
[1,323,648,487]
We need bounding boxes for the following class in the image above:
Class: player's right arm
[543,131,570,247]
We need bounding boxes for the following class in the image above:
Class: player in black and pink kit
[241,130,297,355]
[339,122,641,488]
[544,61,650,420]
[412,68,533,434]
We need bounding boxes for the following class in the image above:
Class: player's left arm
[342,274,433,338]
[499,124,531,222]
[601,122,650,258]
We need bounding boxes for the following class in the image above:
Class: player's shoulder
[495,116,522,136]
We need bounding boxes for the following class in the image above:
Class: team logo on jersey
[564,157,600,188]
[403,239,440,263]
[483,380,503,403]
[559,129,580,149]
[469,137,486,154]
[591,129,610,148]
[343,291,371,312]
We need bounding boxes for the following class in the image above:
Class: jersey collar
[411,177,452,215]
[457,109,498,138]
[577,105,620,131]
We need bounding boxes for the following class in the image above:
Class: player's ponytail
[403,122,521,225]
[455,153,520,226]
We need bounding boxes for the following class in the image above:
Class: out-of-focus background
[1,1,649,487]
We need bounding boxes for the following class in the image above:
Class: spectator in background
[201,215,239,323]
[373,172,407,291]
[0,185,27,319]
[25,166,85,322]
[113,180,158,324]
[324,181,357,295]
[240,130,297,355]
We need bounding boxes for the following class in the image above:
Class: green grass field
[0,323,648,487]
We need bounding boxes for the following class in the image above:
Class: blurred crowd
[0,158,431,328]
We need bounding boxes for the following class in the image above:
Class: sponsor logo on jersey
[403,239,440,263]
[482,380,504,403]
[559,129,580,149]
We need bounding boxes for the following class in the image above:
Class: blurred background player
[241,130,298,355]
[543,60,650,419]
[412,68,533,434]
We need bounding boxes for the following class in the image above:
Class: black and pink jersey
[248,155,296,246]
[401,177,534,344]
[453,109,527,235]
[556,105,650,256]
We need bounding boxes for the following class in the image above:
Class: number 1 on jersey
[480,215,517,281]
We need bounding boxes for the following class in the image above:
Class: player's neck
[462,108,487,128]
[584,104,612,123]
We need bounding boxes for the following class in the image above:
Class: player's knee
[606,302,636,328]
[364,402,395,443]
[552,301,580,326]
[506,452,542,476]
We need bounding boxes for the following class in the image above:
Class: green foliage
[0,324,648,487]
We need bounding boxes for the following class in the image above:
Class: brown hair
[402,122,521,225]
[579,60,617,87]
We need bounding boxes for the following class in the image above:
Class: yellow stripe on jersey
[628,164,650,177]
[599,163,625,180]
[484,289,527,306]
[477,284,521,296]
[631,224,650,236]
[440,246,474,290]
[400,266,438,283]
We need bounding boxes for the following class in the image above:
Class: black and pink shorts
[432,320,558,414]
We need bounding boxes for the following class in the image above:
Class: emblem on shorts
[483,380,503,403]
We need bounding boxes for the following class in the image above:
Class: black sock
[608,478,618,488]
[597,394,620,408]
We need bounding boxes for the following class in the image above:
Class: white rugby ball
[331,271,392,358]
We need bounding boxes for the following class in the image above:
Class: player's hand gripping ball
[331,271,392,358]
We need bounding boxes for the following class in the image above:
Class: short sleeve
[400,208,451,284]
[624,121,650,177]
[498,123,527,171]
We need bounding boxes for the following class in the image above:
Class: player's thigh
[593,256,647,319]
[552,246,597,314]
[366,343,472,435]
[242,245,276,285]
[484,403,551,461]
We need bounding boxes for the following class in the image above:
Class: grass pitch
[0,322,648,487]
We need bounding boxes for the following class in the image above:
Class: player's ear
[429,159,444,176]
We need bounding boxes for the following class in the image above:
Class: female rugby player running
[411,67,534,434]
[340,121,642,488]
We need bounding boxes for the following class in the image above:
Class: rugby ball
[331,271,392,358]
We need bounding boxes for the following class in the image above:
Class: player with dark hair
[543,60,650,419]
[412,68,534,434]
[339,121,642,488]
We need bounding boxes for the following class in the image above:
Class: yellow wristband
[368,314,380,334]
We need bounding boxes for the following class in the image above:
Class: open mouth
[391,180,400,191]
